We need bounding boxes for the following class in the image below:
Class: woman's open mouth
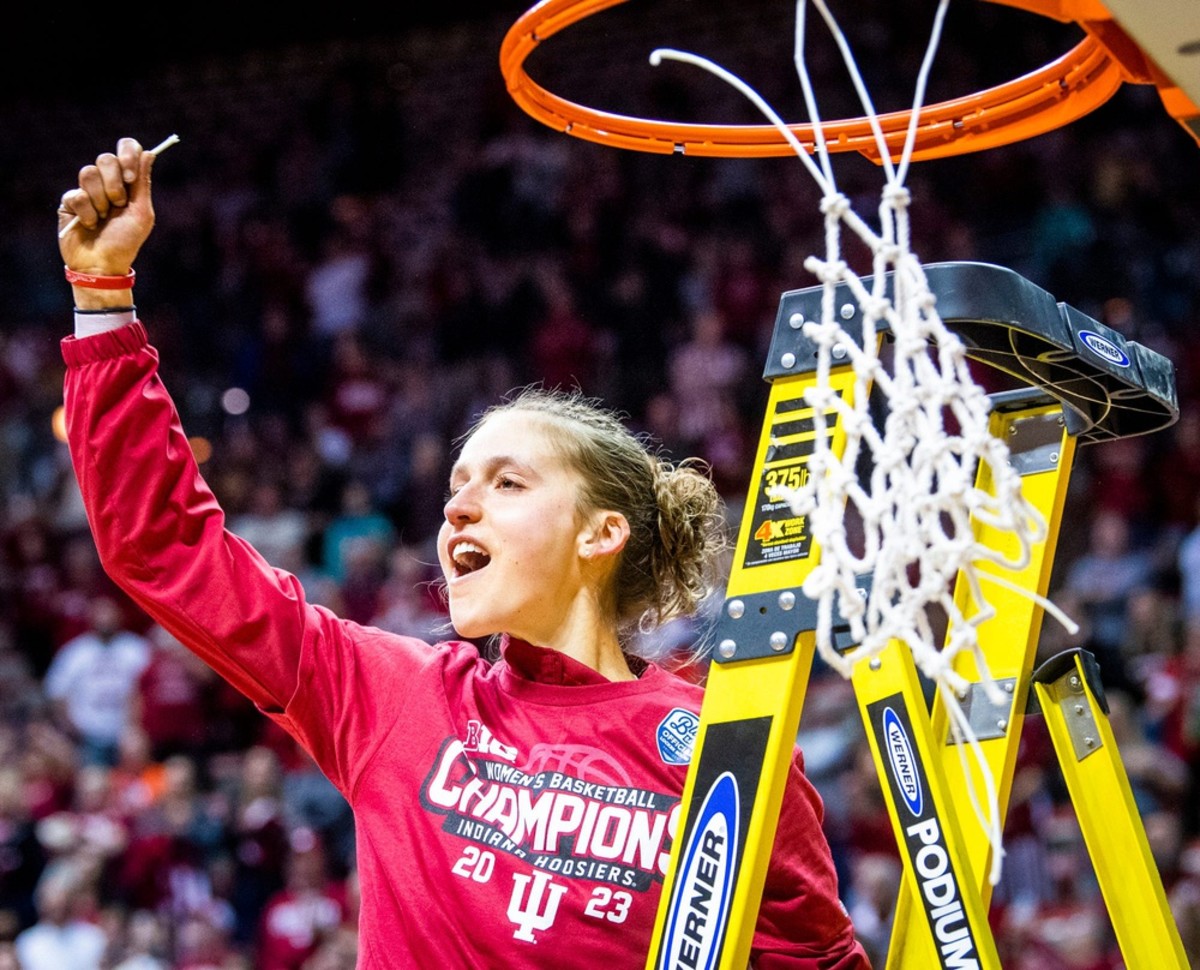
[451,540,492,579]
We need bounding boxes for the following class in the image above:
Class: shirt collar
[499,635,646,685]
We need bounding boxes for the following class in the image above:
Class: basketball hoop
[500,0,1200,161]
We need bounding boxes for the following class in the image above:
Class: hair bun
[648,457,726,626]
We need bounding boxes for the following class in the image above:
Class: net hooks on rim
[500,0,1196,163]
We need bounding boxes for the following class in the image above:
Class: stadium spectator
[107,908,170,969]
[320,480,396,585]
[227,746,289,945]
[14,860,108,970]
[668,307,750,454]
[256,828,348,970]
[132,626,215,761]
[0,766,45,933]
[109,726,168,819]
[43,595,150,767]
[1063,510,1153,691]
[228,481,311,574]
[1178,496,1200,623]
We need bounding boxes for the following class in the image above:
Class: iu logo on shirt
[507,870,568,942]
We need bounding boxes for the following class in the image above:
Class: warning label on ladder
[742,396,833,569]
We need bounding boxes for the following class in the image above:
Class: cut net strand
[652,0,1078,885]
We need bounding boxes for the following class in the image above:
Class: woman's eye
[498,477,520,490]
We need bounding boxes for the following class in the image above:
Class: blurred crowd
[3,4,1200,967]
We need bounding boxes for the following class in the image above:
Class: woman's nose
[444,486,480,524]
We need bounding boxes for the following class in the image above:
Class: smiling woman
[440,389,725,679]
[441,405,625,666]
[57,138,870,968]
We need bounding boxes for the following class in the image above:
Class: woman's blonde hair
[478,388,727,639]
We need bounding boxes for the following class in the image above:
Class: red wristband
[64,267,136,289]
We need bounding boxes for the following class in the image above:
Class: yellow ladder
[647,262,1185,969]
[876,394,1068,970]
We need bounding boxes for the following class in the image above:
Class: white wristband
[74,308,136,339]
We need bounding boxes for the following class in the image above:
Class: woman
[58,138,868,968]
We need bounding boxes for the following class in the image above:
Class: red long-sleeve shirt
[62,321,869,969]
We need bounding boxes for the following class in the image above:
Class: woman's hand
[58,137,156,308]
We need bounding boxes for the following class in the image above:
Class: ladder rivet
[718,639,737,659]
[1084,736,1095,747]
[997,719,1008,731]
[840,303,855,320]
[869,658,882,671]
[781,352,797,369]
[1050,452,1059,463]
[789,312,804,329]
[1069,675,1081,689]
[778,591,796,611]
[832,344,848,360]
[769,631,789,652]
[1004,682,1014,694]
[1074,704,1085,715]
[727,599,745,619]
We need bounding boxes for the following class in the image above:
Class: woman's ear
[579,510,630,562]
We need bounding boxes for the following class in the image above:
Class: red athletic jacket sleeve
[61,322,427,796]
[752,752,871,967]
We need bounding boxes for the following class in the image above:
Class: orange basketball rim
[499,0,1200,162]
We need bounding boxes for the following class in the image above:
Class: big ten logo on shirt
[656,708,699,766]
[463,719,518,762]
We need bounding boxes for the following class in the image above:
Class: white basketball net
[653,0,1077,884]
